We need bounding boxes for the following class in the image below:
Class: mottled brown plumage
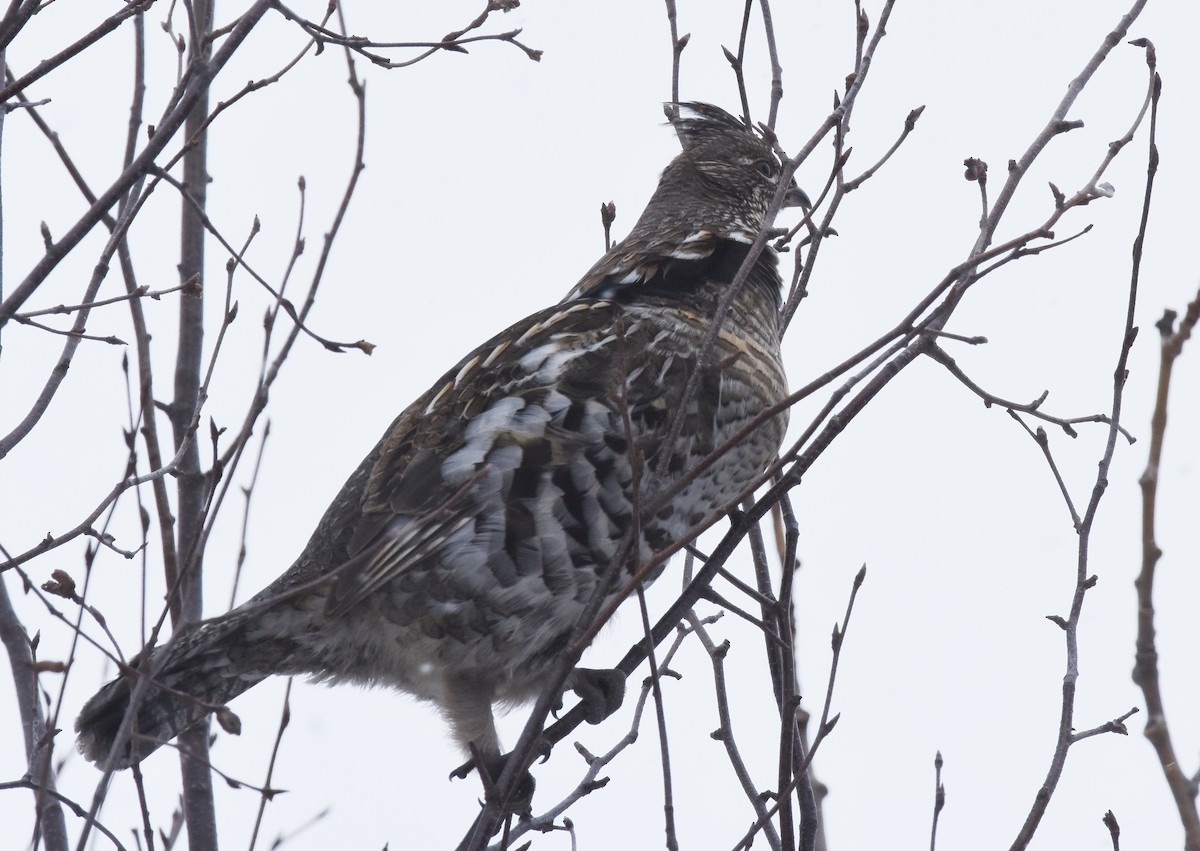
[76,103,804,774]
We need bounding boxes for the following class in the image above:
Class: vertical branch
[171,1,218,847]
[636,586,678,851]
[1133,294,1200,851]
[247,679,293,851]
[757,0,783,129]
[0,47,5,328]
[929,751,945,851]
[776,493,827,851]
[744,499,795,848]
[1008,31,1157,851]
[1,45,58,851]
[0,575,69,851]
[662,0,686,115]
[114,9,183,651]
[172,0,212,625]
[730,0,753,123]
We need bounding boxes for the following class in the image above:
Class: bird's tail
[74,615,267,769]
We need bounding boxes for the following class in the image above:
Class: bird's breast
[623,301,788,551]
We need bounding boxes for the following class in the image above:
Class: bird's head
[565,102,808,303]
[647,102,810,244]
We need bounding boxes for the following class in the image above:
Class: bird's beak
[783,179,812,211]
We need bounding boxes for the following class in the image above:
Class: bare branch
[0,577,68,851]
[272,0,542,69]
[930,751,945,851]
[0,0,273,328]
[1008,18,1155,849]
[1070,707,1139,743]
[1133,292,1200,849]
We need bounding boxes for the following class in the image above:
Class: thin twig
[1070,707,1138,743]
[637,586,678,851]
[0,0,154,102]
[272,0,542,68]
[844,105,924,191]
[14,282,196,319]
[931,343,1136,442]
[0,777,125,851]
[492,619,710,851]
[930,751,945,851]
[0,0,273,328]
[687,610,782,851]
[663,0,685,113]
[247,679,294,851]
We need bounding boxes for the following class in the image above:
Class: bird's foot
[565,667,626,725]
[478,749,537,816]
[450,748,538,817]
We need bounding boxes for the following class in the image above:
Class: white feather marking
[518,341,581,379]
[514,303,595,347]
[423,382,452,415]
[521,332,620,383]
[453,355,480,388]
[442,396,526,480]
[465,396,525,439]
[665,246,712,260]
[515,319,547,347]
[481,339,511,368]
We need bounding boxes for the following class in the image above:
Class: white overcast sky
[2,1,1199,849]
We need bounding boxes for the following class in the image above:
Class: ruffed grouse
[76,102,806,776]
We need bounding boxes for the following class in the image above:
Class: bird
[75,102,807,782]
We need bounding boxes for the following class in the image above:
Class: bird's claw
[566,667,627,725]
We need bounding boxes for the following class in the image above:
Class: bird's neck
[629,238,784,325]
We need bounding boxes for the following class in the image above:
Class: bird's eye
[753,160,777,178]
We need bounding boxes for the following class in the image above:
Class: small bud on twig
[963,157,988,183]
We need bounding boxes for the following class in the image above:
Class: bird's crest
[669,102,761,151]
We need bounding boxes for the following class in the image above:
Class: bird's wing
[323,298,677,620]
